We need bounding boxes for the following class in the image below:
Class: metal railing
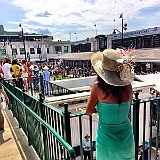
[3,80,160,160]
[3,81,76,160]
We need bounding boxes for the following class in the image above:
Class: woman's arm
[0,89,9,105]
[86,82,98,115]
[129,84,133,105]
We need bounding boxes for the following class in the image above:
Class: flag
[119,13,123,18]
[19,23,21,27]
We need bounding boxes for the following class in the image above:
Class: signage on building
[71,38,91,45]
[112,27,160,39]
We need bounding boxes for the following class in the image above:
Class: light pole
[113,14,127,47]
[74,33,77,41]
[120,14,124,47]
[69,33,71,41]
[19,23,26,60]
[94,24,97,36]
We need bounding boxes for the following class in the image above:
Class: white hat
[84,134,90,138]
[43,66,49,70]
[91,49,134,86]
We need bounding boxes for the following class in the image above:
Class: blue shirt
[43,70,50,81]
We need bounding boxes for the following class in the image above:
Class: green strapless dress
[96,101,135,160]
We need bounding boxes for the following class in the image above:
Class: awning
[30,58,46,62]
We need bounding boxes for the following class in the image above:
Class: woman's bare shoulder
[91,81,99,90]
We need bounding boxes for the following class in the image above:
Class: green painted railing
[62,92,160,160]
[3,81,76,160]
[3,80,160,160]
[39,74,75,96]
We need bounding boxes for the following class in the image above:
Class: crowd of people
[0,58,95,94]
[0,58,39,92]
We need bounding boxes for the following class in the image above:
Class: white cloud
[8,0,160,40]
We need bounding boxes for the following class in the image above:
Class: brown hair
[97,75,130,104]
[21,59,26,64]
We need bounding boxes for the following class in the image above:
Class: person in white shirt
[82,134,91,160]
[2,58,12,79]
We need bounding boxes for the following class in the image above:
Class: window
[0,48,6,55]
[37,48,41,54]
[12,48,17,55]
[64,46,68,53]
[99,38,107,51]
[20,48,25,55]
[55,46,62,54]
[30,48,35,54]
[47,48,49,54]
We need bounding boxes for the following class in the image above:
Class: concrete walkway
[0,104,39,160]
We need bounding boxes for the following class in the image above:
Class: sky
[0,0,160,41]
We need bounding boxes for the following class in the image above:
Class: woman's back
[95,81,133,104]
[97,101,130,125]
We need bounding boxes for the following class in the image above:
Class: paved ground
[0,104,39,160]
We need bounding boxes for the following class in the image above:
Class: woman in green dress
[86,49,135,160]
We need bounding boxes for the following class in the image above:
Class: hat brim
[91,52,131,86]
[43,67,49,70]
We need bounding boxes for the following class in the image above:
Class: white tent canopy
[135,73,160,92]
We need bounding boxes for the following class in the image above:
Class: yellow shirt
[11,64,22,77]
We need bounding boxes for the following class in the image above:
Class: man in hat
[82,134,91,160]
[139,141,149,160]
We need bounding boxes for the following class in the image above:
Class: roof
[52,37,62,42]
[52,48,160,61]
[53,52,94,60]
[131,48,160,62]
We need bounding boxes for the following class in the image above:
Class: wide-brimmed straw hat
[84,134,90,139]
[91,49,134,86]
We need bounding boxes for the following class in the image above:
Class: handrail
[3,83,76,159]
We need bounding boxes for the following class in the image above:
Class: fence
[3,81,76,160]
[3,80,160,160]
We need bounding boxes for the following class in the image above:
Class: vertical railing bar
[89,115,93,160]
[79,115,83,160]
[149,99,153,160]
[50,110,57,159]
[54,111,60,158]
[57,113,62,136]
[133,92,140,160]
[61,115,66,158]
[53,133,57,159]
[142,101,146,160]
[155,98,160,158]
[61,115,65,138]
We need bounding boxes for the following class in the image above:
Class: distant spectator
[26,62,33,85]
[43,66,50,95]
[82,134,91,160]
[10,59,23,89]
[21,60,28,92]
[2,58,12,80]
[157,153,160,160]
[139,141,149,160]
[33,65,39,92]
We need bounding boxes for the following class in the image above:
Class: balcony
[1,76,160,160]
